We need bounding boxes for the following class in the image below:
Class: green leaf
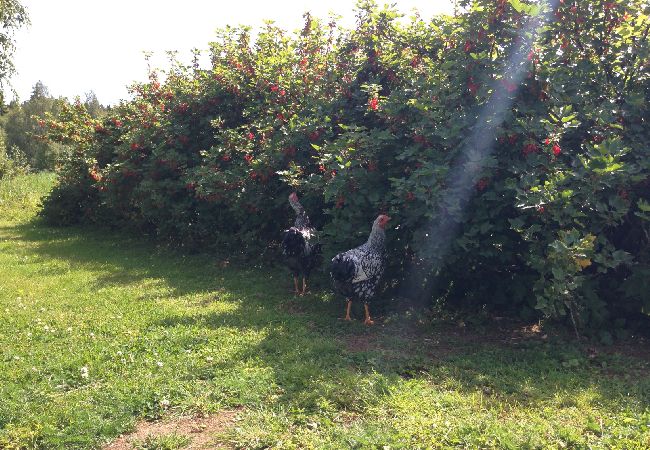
[509,0,526,13]
[638,199,650,212]
[508,217,525,229]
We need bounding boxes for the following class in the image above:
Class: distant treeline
[0,81,109,177]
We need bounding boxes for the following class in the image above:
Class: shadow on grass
[4,219,650,418]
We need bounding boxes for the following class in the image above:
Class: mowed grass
[0,173,649,449]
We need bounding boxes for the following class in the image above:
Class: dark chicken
[330,214,390,325]
[282,192,322,295]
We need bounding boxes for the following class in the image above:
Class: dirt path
[102,409,241,450]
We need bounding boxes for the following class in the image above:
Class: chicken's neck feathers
[294,212,310,229]
[366,224,386,252]
[289,196,304,214]
[290,198,311,230]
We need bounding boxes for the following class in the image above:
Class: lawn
[0,173,649,449]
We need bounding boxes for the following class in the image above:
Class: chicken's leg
[293,276,300,295]
[363,304,374,325]
[344,299,352,321]
[301,276,307,295]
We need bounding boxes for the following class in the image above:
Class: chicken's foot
[344,299,352,321]
[363,304,374,325]
[293,276,300,295]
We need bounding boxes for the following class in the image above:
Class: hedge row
[41,0,650,336]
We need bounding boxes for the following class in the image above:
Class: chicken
[330,214,390,325]
[282,192,322,295]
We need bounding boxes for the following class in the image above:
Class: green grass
[0,173,649,449]
[132,433,191,450]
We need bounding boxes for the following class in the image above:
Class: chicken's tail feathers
[330,254,355,282]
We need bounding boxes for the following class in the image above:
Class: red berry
[522,143,539,156]
[476,178,489,191]
[467,80,479,95]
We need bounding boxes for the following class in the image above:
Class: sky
[4,0,455,106]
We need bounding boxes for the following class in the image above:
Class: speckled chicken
[330,215,390,325]
[282,192,322,295]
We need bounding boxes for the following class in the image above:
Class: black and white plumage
[330,214,390,325]
[282,192,322,295]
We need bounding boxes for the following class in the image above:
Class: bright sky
[4,0,454,106]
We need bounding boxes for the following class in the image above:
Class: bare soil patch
[344,332,376,352]
[103,409,241,450]
[342,315,650,370]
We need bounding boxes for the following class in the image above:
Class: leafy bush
[0,137,30,179]
[40,0,650,334]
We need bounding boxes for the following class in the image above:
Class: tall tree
[30,80,49,99]
[83,91,105,118]
[0,0,29,93]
